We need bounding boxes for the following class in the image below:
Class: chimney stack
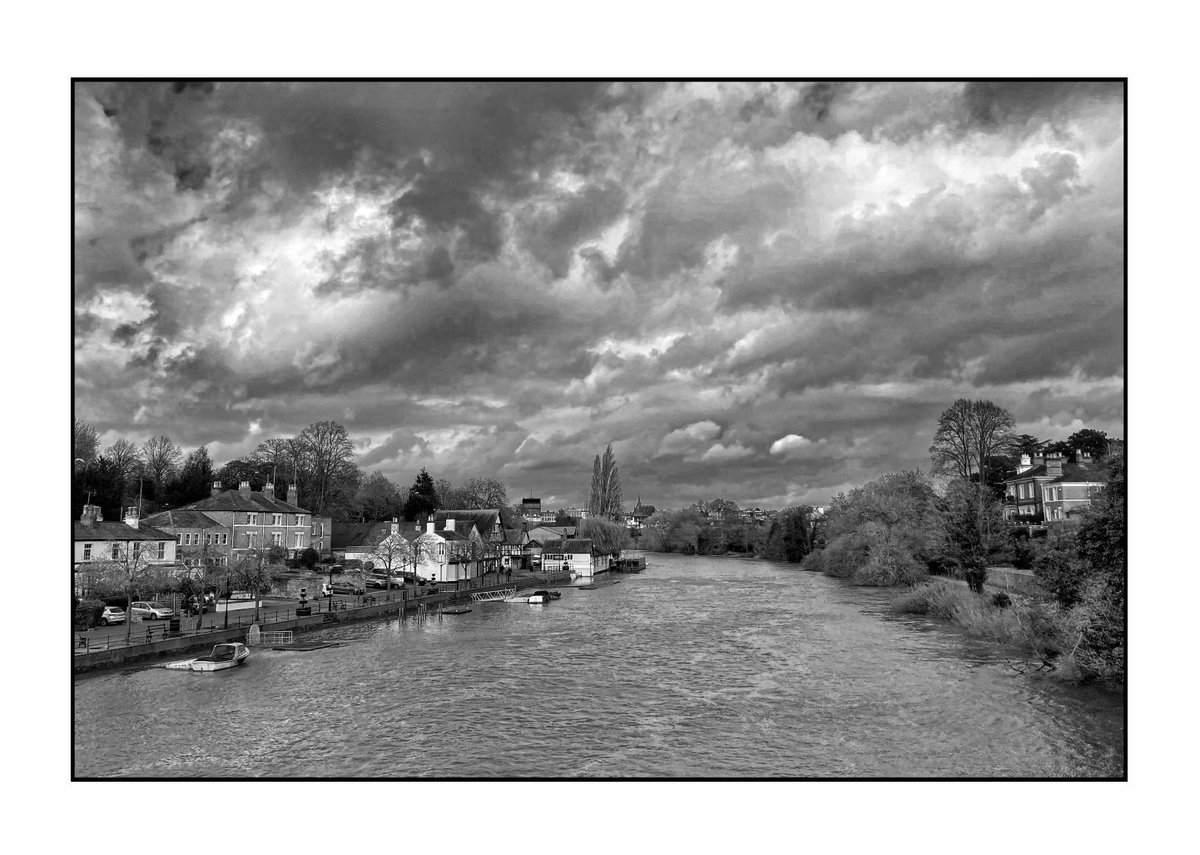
[1018,453,1032,474]
[391,517,400,535]
[1045,452,1064,478]
[123,506,139,529]
[426,520,435,534]
[211,481,223,497]
[80,504,101,527]
[239,481,251,493]
[445,518,455,532]
[264,481,274,497]
[287,483,298,506]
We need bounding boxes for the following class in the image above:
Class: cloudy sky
[73,81,1124,509]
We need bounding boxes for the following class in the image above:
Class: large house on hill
[1003,450,1106,524]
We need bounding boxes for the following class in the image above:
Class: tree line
[72,418,517,526]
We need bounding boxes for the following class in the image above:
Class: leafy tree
[404,468,438,521]
[75,455,129,521]
[298,546,319,569]
[355,471,404,521]
[762,507,814,563]
[81,539,177,645]
[554,508,574,526]
[1066,428,1111,459]
[937,479,1007,592]
[586,443,624,520]
[165,445,216,507]
[217,457,275,492]
[577,516,630,556]
[1011,434,1043,459]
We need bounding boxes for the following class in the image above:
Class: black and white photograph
[68,77,1127,783]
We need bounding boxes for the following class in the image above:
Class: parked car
[129,601,174,620]
[98,606,125,626]
[321,582,365,597]
[366,574,390,589]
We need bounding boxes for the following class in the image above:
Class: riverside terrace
[73,570,571,673]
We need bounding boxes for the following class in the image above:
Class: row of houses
[332,513,613,583]
[72,482,624,593]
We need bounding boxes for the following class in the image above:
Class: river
[73,553,1125,777]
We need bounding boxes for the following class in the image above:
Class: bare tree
[74,418,100,466]
[83,540,176,645]
[458,477,509,509]
[106,438,142,483]
[296,421,355,516]
[141,435,183,500]
[929,399,977,481]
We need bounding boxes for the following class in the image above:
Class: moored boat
[190,642,249,672]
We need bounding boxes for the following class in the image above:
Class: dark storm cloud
[74,82,1124,507]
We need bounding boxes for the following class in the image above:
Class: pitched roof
[332,522,397,549]
[73,521,175,542]
[499,528,527,546]
[141,510,225,530]
[435,509,500,532]
[541,538,594,554]
[527,525,576,540]
[179,489,308,515]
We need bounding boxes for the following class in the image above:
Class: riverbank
[888,574,1121,690]
[74,572,570,675]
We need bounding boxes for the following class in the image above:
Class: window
[133,541,141,558]
[248,513,258,525]
[295,533,303,548]
[437,543,445,558]
[273,513,282,526]
[1057,487,1063,501]
[184,532,192,546]
[111,543,121,560]
[157,542,166,560]
[83,543,92,560]
[297,515,305,526]
[176,533,183,544]
[222,533,228,545]
[247,531,257,546]
[272,532,282,546]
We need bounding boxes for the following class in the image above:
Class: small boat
[531,589,561,600]
[503,594,550,604]
[189,642,249,672]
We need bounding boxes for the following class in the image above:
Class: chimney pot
[211,481,222,497]
[239,481,251,493]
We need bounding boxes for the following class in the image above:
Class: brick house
[1004,450,1106,523]
[141,509,231,570]
[172,481,319,563]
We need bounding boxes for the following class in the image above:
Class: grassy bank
[890,577,1114,685]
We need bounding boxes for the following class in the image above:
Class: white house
[414,518,487,585]
[73,505,179,594]
[540,538,605,578]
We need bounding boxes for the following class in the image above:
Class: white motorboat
[502,594,550,604]
[189,642,249,672]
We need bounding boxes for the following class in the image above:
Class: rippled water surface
[74,554,1125,777]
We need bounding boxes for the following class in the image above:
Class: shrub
[299,547,319,569]
[818,529,873,579]
[991,591,1012,609]
[74,598,105,629]
[854,533,927,587]
[798,550,824,573]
